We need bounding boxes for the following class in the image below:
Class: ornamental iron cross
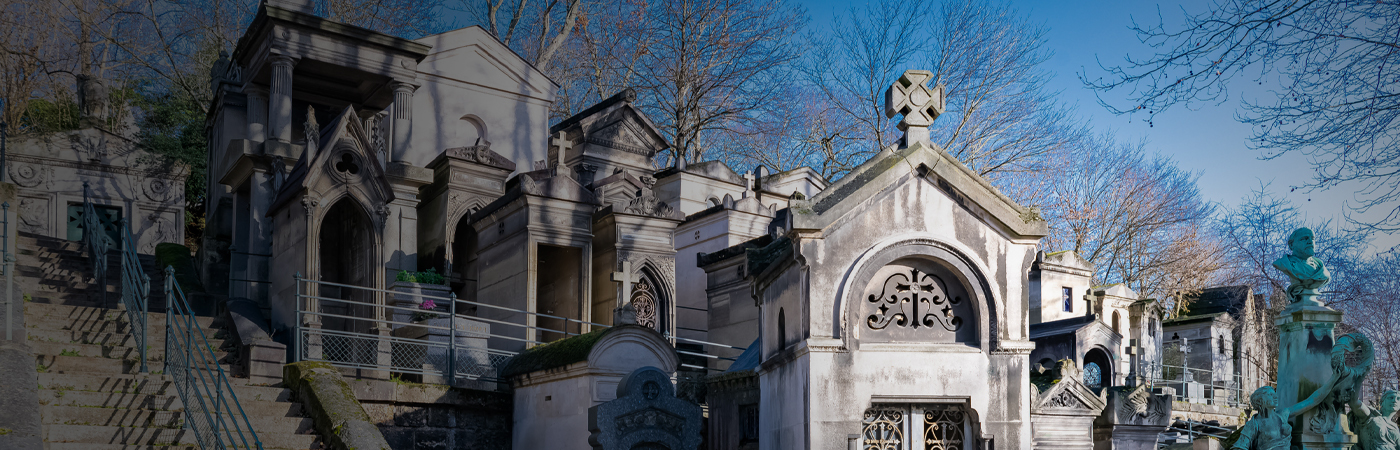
[884,70,946,147]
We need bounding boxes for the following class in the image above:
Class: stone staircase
[17,232,322,450]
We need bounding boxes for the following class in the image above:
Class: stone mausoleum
[189,1,1181,449]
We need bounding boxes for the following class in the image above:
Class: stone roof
[1028,314,1099,340]
[788,141,1046,238]
[1174,285,1251,319]
[745,235,792,278]
[697,235,774,268]
[654,160,747,186]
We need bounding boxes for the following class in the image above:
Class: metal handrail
[165,266,263,450]
[117,220,150,372]
[293,276,749,382]
[2,201,12,341]
[81,183,111,307]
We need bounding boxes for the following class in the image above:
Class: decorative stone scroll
[588,366,702,450]
[860,258,975,344]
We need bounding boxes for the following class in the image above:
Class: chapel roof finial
[884,70,946,148]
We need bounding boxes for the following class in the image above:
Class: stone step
[42,405,184,428]
[26,304,213,328]
[46,444,196,450]
[26,328,216,349]
[26,314,210,337]
[37,372,293,401]
[42,405,315,433]
[39,390,183,411]
[37,355,165,375]
[30,340,165,361]
[43,424,191,446]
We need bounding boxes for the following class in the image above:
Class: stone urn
[390,281,452,327]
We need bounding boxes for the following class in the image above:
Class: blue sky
[803,0,1398,250]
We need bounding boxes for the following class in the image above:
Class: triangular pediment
[1033,375,1107,414]
[551,89,672,159]
[791,141,1046,239]
[415,26,556,101]
[269,106,395,214]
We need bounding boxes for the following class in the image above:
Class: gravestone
[1093,383,1173,450]
[588,366,702,450]
[1030,360,1107,450]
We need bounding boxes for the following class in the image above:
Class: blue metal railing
[80,183,111,306]
[165,266,264,450]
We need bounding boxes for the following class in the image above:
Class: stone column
[1276,305,1355,450]
[267,55,297,143]
[245,169,276,310]
[390,81,415,162]
[245,85,268,143]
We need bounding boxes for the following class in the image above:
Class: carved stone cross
[741,171,755,197]
[884,70,946,148]
[552,130,572,154]
[611,261,637,304]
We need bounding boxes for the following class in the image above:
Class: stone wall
[348,379,512,450]
[1169,401,1244,428]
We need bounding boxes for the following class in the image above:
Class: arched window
[1111,311,1121,334]
[1149,319,1157,338]
[1218,338,1226,355]
[777,308,786,349]
[705,196,721,208]
[1084,362,1102,388]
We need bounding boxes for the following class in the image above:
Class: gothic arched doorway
[317,198,377,362]
[450,209,479,310]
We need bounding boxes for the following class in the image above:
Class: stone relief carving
[143,178,174,203]
[17,198,46,234]
[141,214,180,253]
[300,195,319,216]
[587,366,701,450]
[10,163,45,188]
[631,277,658,330]
[446,144,504,168]
[70,133,109,159]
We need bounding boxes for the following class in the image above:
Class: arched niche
[314,197,381,366]
[838,237,997,350]
[1082,347,1113,389]
[629,262,674,336]
[453,114,489,148]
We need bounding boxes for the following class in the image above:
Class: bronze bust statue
[1272,227,1330,306]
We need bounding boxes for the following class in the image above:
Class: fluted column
[245,85,268,143]
[390,81,415,162]
[268,55,297,143]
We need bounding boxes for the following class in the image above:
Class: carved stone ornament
[144,179,174,203]
[300,195,319,215]
[631,277,658,330]
[10,163,44,188]
[446,144,503,168]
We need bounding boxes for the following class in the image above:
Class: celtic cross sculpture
[884,70,946,148]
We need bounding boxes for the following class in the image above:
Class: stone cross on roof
[884,70,946,148]
[741,171,755,198]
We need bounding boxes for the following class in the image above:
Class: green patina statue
[1351,390,1400,450]
[1233,376,1349,450]
[1272,227,1331,306]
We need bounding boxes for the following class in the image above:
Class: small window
[1084,362,1102,388]
[1062,287,1073,312]
[1219,338,1226,355]
[1111,311,1121,334]
[1149,319,1157,338]
[741,404,759,442]
[777,308,786,349]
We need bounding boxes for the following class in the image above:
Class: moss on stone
[284,361,389,450]
[498,328,610,380]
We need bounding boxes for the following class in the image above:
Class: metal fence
[2,201,12,341]
[165,267,264,450]
[1146,362,1271,409]
[293,276,747,384]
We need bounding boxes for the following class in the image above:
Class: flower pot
[391,281,452,327]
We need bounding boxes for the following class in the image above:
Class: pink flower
[421,298,437,310]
